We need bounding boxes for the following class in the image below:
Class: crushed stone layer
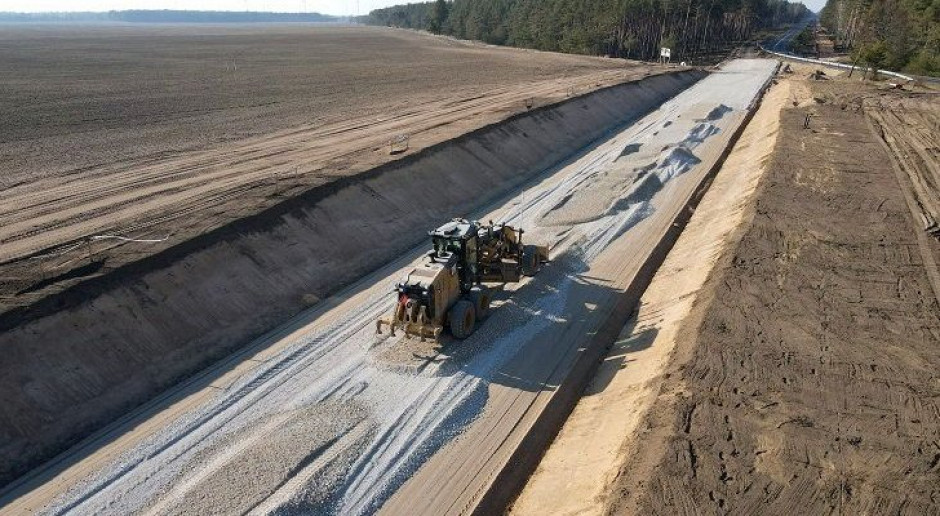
[3,59,778,516]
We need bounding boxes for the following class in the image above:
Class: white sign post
[660,47,672,65]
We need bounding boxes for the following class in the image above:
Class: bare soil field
[603,73,940,513]
[0,23,655,315]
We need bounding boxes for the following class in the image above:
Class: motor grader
[376,218,548,341]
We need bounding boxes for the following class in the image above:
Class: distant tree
[429,0,449,33]
[661,34,679,52]
[821,0,940,76]
[859,40,888,78]
[906,48,940,76]
[793,27,815,54]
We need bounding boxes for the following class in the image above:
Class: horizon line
[0,9,351,14]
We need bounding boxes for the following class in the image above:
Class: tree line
[366,0,810,62]
[820,0,939,75]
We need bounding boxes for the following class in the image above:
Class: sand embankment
[0,70,704,487]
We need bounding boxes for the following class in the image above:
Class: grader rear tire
[521,245,541,276]
[448,300,476,339]
[469,286,492,320]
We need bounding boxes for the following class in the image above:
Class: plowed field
[0,24,652,314]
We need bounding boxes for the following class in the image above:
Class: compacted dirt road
[0,24,652,313]
[1,60,778,515]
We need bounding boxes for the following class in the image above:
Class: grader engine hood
[377,256,461,341]
[400,263,445,290]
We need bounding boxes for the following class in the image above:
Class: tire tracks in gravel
[46,294,388,515]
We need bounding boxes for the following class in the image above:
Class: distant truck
[376,218,548,341]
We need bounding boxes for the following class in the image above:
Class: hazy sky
[0,0,407,16]
[800,0,823,12]
[0,0,823,17]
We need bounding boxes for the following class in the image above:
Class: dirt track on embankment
[603,70,940,514]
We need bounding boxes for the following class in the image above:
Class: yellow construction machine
[376,218,548,341]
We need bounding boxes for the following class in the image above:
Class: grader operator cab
[376,218,548,341]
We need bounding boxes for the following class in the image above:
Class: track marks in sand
[538,117,723,229]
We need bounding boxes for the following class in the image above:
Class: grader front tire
[448,300,476,339]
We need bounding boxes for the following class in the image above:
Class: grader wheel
[448,300,476,339]
[469,286,492,320]
[521,245,541,276]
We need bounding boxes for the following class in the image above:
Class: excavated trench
[0,69,705,488]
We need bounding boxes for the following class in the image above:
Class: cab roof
[429,218,479,240]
